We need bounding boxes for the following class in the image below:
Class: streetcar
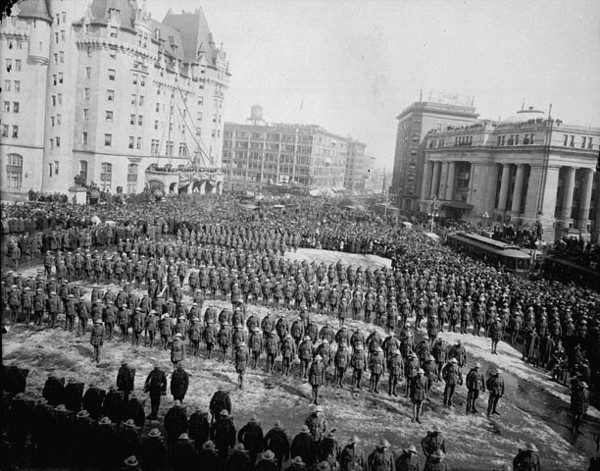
[445,232,532,276]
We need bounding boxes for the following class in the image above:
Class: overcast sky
[147,0,600,167]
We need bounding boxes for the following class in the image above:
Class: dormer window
[110,26,118,38]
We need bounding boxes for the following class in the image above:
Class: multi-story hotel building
[390,99,479,211]
[420,107,600,241]
[222,107,367,192]
[0,0,229,200]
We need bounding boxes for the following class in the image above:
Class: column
[577,168,593,230]
[439,162,449,200]
[430,161,441,199]
[445,161,456,201]
[560,167,576,223]
[421,161,433,201]
[510,164,526,214]
[497,164,511,211]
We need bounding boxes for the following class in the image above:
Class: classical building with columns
[421,107,600,242]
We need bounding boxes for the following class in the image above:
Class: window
[138,115,143,126]
[12,126,18,138]
[178,142,188,157]
[4,80,10,91]
[100,163,112,190]
[131,94,136,105]
[59,52,64,63]
[56,114,61,125]
[14,81,20,92]
[165,141,173,156]
[104,133,112,147]
[108,69,115,81]
[589,138,593,150]
[54,161,60,175]
[49,138,54,149]
[5,59,12,71]
[132,74,138,85]
[155,103,160,112]
[56,136,61,147]
[79,161,88,183]
[51,116,55,127]
[130,114,135,125]
[140,76,145,87]
[58,72,63,84]
[139,95,144,106]
[82,131,88,145]
[53,74,57,85]
[1,125,8,138]
[127,163,138,193]
[107,89,114,101]
[3,101,9,112]
[136,137,142,149]
[55,32,59,44]
[563,134,569,146]
[53,54,58,64]
[570,135,575,147]
[85,67,91,79]
[57,93,62,105]
[150,139,159,155]
[6,154,23,189]
[60,30,65,42]
[49,163,53,177]
[110,26,118,38]
[83,109,89,120]
[582,137,587,148]
[109,50,116,60]
[197,112,203,121]
[128,136,134,149]
[198,97,204,106]
[62,12,66,23]
[154,120,158,130]
[106,110,113,122]
[84,88,90,99]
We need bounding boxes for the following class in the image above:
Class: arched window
[100,162,112,191]
[127,163,138,194]
[79,160,88,183]
[6,153,23,189]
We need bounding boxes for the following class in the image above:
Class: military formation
[3,194,599,469]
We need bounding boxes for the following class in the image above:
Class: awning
[440,201,473,210]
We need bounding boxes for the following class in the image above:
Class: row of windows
[497,134,536,146]
[3,80,21,92]
[563,134,594,149]
[55,11,67,25]
[128,136,143,150]
[3,101,19,113]
[52,52,65,65]
[1,125,19,138]
[5,59,22,72]
[54,30,66,44]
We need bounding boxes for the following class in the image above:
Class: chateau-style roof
[15,0,52,22]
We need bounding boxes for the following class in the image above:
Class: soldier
[306,405,327,444]
[309,354,326,405]
[423,449,448,471]
[131,308,145,346]
[141,428,168,471]
[367,439,395,471]
[124,391,146,427]
[265,331,279,374]
[489,315,504,355]
[249,326,264,369]
[465,362,485,414]
[164,400,188,452]
[369,346,386,394]
[265,421,291,469]
[188,406,211,453]
[211,409,237,459]
[116,419,142,464]
[90,319,105,364]
[405,352,420,398]
[73,409,95,469]
[235,341,250,389]
[218,321,232,362]
[339,435,366,471]
[171,332,186,368]
[33,287,46,326]
[441,358,462,408]
[203,319,218,359]
[82,383,107,420]
[334,343,351,388]
[104,384,126,424]
[570,379,589,433]
[118,304,132,341]
[291,425,318,467]
[298,335,314,379]
[350,343,368,390]
[189,317,203,356]
[22,286,34,324]
[47,290,61,328]
[171,433,196,471]
[144,363,167,420]
[159,314,172,350]
[238,415,265,463]
[388,347,404,397]
[411,368,428,423]
[64,377,85,412]
[421,425,445,460]
[145,309,158,347]
[513,443,541,471]
[209,388,232,425]
[117,361,136,403]
[395,444,420,471]
[104,300,117,340]
[281,333,296,376]
[486,368,505,417]
[171,363,190,402]
[198,440,220,471]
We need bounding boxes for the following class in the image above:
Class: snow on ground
[3,250,599,470]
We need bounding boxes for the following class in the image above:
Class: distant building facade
[0,0,229,199]
[421,108,600,241]
[390,100,479,211]
[222,108,367,191]
[344,140,368,193]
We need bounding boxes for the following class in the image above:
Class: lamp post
[428,198,440,233]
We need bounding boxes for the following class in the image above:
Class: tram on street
[446,231,532,276]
